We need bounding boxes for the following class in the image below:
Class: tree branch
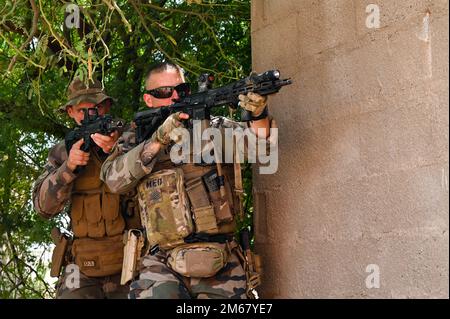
[7,0,40,72]
[0,21,75,72]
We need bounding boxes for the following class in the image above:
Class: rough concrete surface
[251,0,449,298]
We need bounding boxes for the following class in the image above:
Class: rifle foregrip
[80,133,91,152]
[241,109,253,122]
[80,143,90,152]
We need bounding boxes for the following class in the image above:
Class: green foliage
[0,122,60,298]
[0,0,252,298]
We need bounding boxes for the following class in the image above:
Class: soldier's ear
[98,100,111,114]
[66,106,75,119]
[143,93,153,108]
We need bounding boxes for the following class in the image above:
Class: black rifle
[134,70,292,144]
[65,108,124,153]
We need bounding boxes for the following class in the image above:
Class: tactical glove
[238,92,268,117]
[150,112,185,146]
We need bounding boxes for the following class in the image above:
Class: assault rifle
[65,107,124,153]
[133,70,292,144]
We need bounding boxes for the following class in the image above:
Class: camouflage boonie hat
[59,77,114,113]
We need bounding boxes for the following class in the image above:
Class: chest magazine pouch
[70,190,123,238]
[71,234,124,277]
[167,242,230,278]
[102,192,125,236]
[70,150,124,239]
[201,169,234,224]
[137,169,193,250]
[71,194,88,237]
[83,193,105,238]
[185,177,219,235]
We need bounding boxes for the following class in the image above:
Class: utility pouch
[185,177,210,209]
[50,228,69,278]
[202,170,233,223]
[120,229,145,285]
[71,234,124,277]
[167,242,229,278]
[185,177,219,234]
[137,169,193,250]
[192,206,219,234]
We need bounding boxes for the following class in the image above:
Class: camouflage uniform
[56,269,129,299]
[33,141,132,298]
[32,78,135,299]
[100,115,277,299]
[129,251,246,299]
[33,141,78,219]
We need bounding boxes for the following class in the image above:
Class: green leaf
[165,34,178,46]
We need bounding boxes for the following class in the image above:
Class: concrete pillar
[251,0,448,298]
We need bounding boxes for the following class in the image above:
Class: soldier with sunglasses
[32,77,139,299]
[100,62,277,299]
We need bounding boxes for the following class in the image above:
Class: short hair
[144,62,185,89]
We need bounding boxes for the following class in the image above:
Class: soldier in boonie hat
[58,76,119,156]
[59,77,114,113]
[32,76,133,299]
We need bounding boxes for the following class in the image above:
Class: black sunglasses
[145,83,191,99]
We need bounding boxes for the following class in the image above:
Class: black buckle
[217,175,225,187]
[184,233,233,244]
[150,244,160,255]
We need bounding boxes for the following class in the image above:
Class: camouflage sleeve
[100,128,158,194]
[32,141,77,219]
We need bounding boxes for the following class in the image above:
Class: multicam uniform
[100,116,277,299]
[33,141,140,299]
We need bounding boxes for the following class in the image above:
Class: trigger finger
[172,112,182,121]
[179,113,189,120]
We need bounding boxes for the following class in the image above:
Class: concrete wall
[251,0,449,298]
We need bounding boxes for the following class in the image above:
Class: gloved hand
[238,92,267,117]
[150,112,189,145]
